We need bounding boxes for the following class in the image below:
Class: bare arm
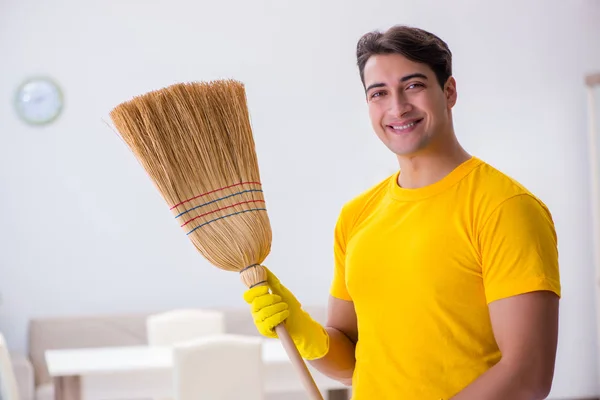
[308,296,358,385]
[451,290,559,400]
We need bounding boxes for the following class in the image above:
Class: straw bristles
[109,80,272,286]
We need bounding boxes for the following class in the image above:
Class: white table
[45,339,350,400]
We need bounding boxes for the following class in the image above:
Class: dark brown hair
[356,25,452,89]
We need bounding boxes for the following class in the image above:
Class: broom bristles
[109,80,271,287]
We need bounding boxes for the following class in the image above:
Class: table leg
[54,376,81,400]
[327,388,351,400]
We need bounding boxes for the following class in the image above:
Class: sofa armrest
[10,352,34,400]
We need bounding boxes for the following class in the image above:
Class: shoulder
[467,158,553,221]
[467,158,555,235]
[335,172,395,230]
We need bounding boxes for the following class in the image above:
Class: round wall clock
[14,77,64,126]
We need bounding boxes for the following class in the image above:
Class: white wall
[1,0,599,397]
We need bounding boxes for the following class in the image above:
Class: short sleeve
[479,194,561,304]
[330,209,352,301]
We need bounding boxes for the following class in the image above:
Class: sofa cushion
[28,313,150,386]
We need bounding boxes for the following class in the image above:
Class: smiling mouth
[387,118,424,133]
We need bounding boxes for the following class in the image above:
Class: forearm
[450,360,550,400]
[307,327,356,385]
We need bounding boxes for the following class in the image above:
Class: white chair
[147,309,225,346]
[172,334,264,400]
[0,333,20,400]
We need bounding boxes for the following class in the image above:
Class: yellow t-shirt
[330,156,561,399]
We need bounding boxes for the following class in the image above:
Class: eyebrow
[365,73,428,93]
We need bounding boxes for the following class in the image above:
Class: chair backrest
[147,309,225,346]
[0,333,20,400]
[172,334,264,400]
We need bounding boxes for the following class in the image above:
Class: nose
[389,92,412,117]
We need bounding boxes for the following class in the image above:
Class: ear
[444,77,457,108]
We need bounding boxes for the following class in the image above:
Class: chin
[388,140,430,157]
[391,148,420,157]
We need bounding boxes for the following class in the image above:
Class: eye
[370,90,386,99]
[407,83,425,90]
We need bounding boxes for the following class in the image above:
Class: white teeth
[391,122,416,130]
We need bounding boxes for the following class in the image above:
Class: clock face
[14,77,64,126]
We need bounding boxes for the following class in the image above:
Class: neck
[396,139,471,189]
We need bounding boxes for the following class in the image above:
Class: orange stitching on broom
[169,181,262,210]
[180,200,266,227]
[185,208,267,235]
[174,189,264,218]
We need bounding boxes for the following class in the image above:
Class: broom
[109,79,324,400]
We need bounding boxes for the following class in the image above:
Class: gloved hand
[243,266,329,360]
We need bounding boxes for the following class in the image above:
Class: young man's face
[362,53,456,158]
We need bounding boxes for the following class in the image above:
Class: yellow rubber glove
[243,266,329,360]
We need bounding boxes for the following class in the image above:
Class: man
[244,25,561,399]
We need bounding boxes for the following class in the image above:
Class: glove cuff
[291,313,330,360]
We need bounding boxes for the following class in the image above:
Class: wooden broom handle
[243,273,324,399]
[274,324,325,400]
